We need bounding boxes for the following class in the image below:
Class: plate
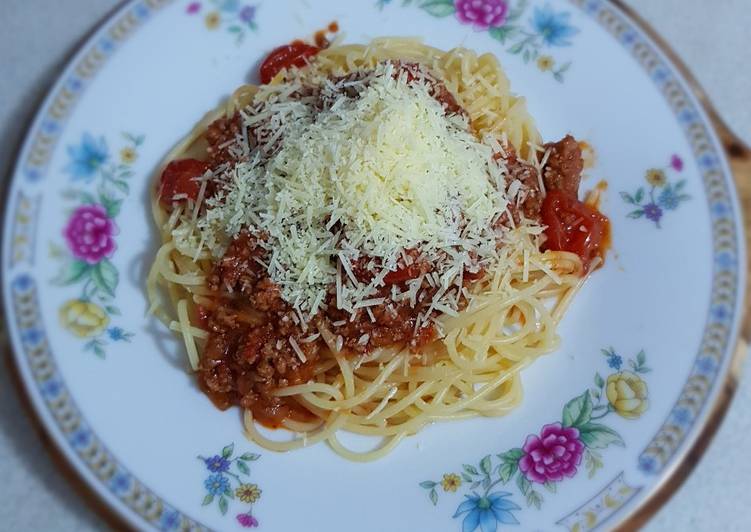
[2,1,746,531]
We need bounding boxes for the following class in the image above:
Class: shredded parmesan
[173,62,539,324]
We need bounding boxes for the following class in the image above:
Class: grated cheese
[173,62,541,324]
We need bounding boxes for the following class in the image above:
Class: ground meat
[543,135,583,196]
[502,148,544,223]
[205,114,242,167]
[316,62,466,117]
[498,136,585,225]
[393,61,465,116]
[208,231,265,294]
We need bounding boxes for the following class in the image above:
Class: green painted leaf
[429,488,438,506]
[619,192,635,204]
[461,472,473,483]
[218,496,228,515]
[634,187,645,203]
[222,443,234,458]
[562,391,593,428]
[79,191,97,204]
[228,25,242,33]
[93,344,106,358]
[420,0,455,17]
[419,481,437,489]
[105,305,121,316]
[675,179,687,190]
[498,448,524,464]
[585,449,604,478]
[543,481,556,493]
[516,473,531,495]
[237,460,250,475]
[488,25,518,44]
[578,422,625,449]
[240,452,261,461]
[508,41,525,55]
[594,372,605,389]
[482,477,491,489]
[91,260,118,298]
[480,455,492,476]
[498,461,517,483]
[56,260,90,285]
[463,464,479,476]
[112,180,130,194]
[507,0,527,21]
[100,194,123,218]
[627,210,644,219]
[526,490,543,509]
[224,487,234,499]
[636,349,646,366]
[202,494,214,506]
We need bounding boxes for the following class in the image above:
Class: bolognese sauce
[155,47,609,429]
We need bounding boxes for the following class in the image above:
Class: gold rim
[1,1,749,530]
[610,1,750,530]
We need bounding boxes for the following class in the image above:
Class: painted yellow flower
[441,473,461,492]
[537,55,555,72]
[205,11,220,30]
[645,168,667,187]
[235,483,261,503]
[606,371,648,419]
[59,299,109,338]
[120,147,137,164]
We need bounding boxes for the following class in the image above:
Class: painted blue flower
[239,5,256,23]
[671,407,692,426]
[204,455,230,473]
[607,354,623,370]
[657,187,681,210]
[696,356,716,375]
[159,509,180,531]
[642,202,663,224]
[65,133,109,181]
[453,492,520,532]
[107,327,132,342]
[110,471,131,494]
[21,327,44,346]
[204,474,230,495]
[531,5,579,47]
[218,0,240,12]
[638,455,658,474]
[13,274,33,292]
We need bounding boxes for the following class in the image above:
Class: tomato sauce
[540,189,610,271]
[158,158,211,206]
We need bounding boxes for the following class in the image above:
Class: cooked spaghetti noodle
[147,38,608,461]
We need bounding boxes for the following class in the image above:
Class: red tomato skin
[158,159,211,206]
[259,42,320,84]
[541,190,609,271]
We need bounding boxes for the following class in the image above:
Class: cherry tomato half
[158,158,211,207]
[541,189,609,272]
[259,42,320,84]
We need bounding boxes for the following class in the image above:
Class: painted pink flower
[670,154,684,172]
[236,513,259,528]
[518,423,584,483]
[64,205,118,264]
[455,0,509,30]
[186,2,201,14]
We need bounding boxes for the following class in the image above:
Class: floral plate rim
[0,0,748,531]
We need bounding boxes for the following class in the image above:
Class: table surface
[1,1,749,530]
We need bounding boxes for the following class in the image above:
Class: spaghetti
[147,38,608,461]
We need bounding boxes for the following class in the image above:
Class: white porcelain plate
[3,1,746,531]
